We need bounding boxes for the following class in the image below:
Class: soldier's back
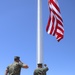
[34,68,44,75]
[8,62,21,75]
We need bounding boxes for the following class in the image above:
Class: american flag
[46,0,64,42]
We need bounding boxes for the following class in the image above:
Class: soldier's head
[14,56,20,62]
[37,63,43,68]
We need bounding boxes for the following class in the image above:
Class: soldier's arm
[44,67,49,71]
[22,64,29,68]
[19,60,29,68]
[5,69,9,75]
[43,64,49,71]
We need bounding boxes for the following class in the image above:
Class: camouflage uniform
[7,61,25,75]
[34,67,49,75]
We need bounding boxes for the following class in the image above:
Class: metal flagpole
[37,0,43,67]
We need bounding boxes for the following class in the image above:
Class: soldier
[33,64,49,75]
[5,56,29,75]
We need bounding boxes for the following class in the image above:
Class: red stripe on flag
[51,9,63,22]
[50,0,60,13]
[46,15,51,32]
[50,15,55,34]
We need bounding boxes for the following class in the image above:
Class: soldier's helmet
[14,56,20,60]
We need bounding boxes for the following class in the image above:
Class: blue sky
[0,0,75,75]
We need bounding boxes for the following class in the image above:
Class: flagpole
[37,0,43,67]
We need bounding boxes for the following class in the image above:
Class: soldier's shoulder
[6,63,13,69]
[43,67,49,71]
[34,68,43,72]
[34,68,39,72]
